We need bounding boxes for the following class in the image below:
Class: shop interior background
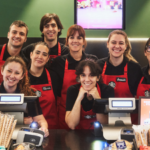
[0,0,150,67]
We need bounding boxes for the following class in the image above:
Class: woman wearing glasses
[137,38,150,97]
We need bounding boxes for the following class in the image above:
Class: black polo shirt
[28,68,59,98]
[66,83,114,111]
[0,44,25,62]
[141,65,150,84]
[0,82,42,117]
[22,41,69,66]
[97,56,143,96]
[50,52,98,96]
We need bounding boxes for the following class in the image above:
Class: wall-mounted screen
[75,0,125,29]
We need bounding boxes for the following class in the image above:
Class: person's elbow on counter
[65,112,79,130]
[66,122,76,130]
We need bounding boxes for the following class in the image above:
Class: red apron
[136,77,150,98]
[76,83,101,129]
[58,59,78,129]
[30,69,58,129]
[50,42,61,61]
[0,44,6,83]
[102,62,138,124]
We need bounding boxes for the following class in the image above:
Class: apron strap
[139,76,144,84]
[65,59,69,70]
[96,83,101,97]
[102,62,107,75]
[124,63,128,75]
[0,44,6,61]
[58,42,61,56]
[45,69,52,84]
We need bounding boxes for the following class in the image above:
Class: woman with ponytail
[97,30,143,125]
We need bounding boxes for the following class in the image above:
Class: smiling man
[22,13,69,65]
[0,20,28,83]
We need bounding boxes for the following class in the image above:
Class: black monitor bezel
[0,96,40,116]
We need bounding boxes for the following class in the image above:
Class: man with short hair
[22,13,69,64]
[0,20,28,82]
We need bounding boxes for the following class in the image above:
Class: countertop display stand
[102,105,133,140]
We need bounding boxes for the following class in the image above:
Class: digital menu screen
[140,98,150,125]
[76,0,124,29]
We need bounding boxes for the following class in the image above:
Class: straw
[6,120,17,148]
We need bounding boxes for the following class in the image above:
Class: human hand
[88,87,101,100]
[24,117,33,124]
[39,127,49,137]
[77,87,88,101]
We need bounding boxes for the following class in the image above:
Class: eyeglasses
[146,45,150,52]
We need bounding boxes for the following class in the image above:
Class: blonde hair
[107,30,137,63]
[2,56,35,96]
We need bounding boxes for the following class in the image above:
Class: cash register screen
[0,94,24,104]
[112,100,133,107]
[0,95,21,102]
[139,97,150,125]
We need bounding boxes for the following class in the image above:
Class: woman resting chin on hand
[0,56,49,137]
[65,59,114,130]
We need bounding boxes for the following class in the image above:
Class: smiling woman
[0,56,49,137]
[28,41,60,129]
[30,42,49,69]
[50,24,97,129]
[97,30,143,125]
[1,61,24,93]
[65,59,114,129]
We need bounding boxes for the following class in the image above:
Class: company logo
[108,81,116,88]
[145,90,150,97]
[30,138,36,142]
[36,90,42,97]
[84,115,96,119]
[116,77,126,82]
[43,86,51,91]
[116,141,127,149]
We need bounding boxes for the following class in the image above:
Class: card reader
[16,127,44,146]
[120,128,135,142]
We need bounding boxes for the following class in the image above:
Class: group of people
[0,12,150,136]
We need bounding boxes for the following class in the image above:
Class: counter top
[41,129,109,150]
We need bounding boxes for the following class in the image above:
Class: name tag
[116,77,126,82]
[42,86,51,91]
